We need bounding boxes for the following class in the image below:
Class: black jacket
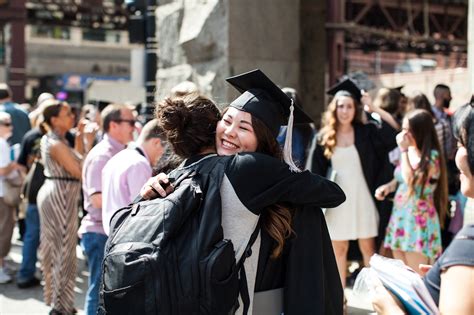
[255,206,343,315]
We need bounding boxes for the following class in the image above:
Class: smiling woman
[216,107,258,155]
[308,78,397,291]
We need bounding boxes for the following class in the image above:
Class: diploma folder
[369,255,439,315]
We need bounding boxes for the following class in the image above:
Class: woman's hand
[419,264,432,276]
[75,119,98,154]
[372,283,406,315]
[362,90,401,130]
[375,184,391,201]
[140,173,174,199]
[361,91,374,113]
[375,178,396,201]
[396,130,412,151]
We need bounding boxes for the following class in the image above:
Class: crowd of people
[0,68,472,315]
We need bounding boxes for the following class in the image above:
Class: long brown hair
[319,94,364,159]
[220,107,293,258]
[250,113,293,258]
[405,109,448,227]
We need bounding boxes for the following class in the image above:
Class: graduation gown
[255,206,343,315]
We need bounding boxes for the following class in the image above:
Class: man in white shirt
[102,119,166,235]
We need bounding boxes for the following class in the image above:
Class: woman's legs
[392,249,406,262]
[404,251,429,275]
[358,237,376,267]
[332,240,349,288]
[392,250,429,274]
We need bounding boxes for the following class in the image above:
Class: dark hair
[251,113,292,259]
[453,103,474,174]
[40,100,65,133]
[101,104,127,133]
[411,92,435,118]
[405,109,448,227]
[220,106,294,258]
[378,88,402,115]
[155,93,220,158]
[434,84,450,99]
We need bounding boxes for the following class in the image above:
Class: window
[83,28,122,43]
[30,25,71,40]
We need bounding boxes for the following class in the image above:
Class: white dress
[325,145,379,240]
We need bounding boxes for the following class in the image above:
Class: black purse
[23,160,46,204]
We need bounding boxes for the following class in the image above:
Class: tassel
[283,99,301,172]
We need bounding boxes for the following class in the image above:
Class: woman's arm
[140,173,174,199]
[439,266,474,314]
[375,178,397,200]
[227,153,346,214]
[49,141,82,179]
[362,92,400,130]
[397,131,415,184]
[0,162,21,176]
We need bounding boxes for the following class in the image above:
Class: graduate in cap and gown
[141,69,346,314]
[306,78,396,290]
[226,70,344,314]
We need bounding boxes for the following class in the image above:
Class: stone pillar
[326,0,345,86]
[227,0,300,102]
[156,0,229,103]
[155,0,325,125]
[300,0,326,126]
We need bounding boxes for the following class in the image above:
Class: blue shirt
[0,101,31,145]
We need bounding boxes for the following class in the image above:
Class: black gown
[255,206,343,315]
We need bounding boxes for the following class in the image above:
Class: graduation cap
[226,69,312,136]
[327,78,362,103]
[226,69,312,171]
[392,85,404,92]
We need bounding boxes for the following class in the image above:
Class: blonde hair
[319,94,364,159]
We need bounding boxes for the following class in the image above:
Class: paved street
[0,228,374,315]
[0,229,87,315]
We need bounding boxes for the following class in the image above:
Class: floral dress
[384,150,442,260]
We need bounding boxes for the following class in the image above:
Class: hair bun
[155,93,221,158]
[156,97,191,141]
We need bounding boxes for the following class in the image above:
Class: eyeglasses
[114,119,136,127]
[0,122,12,127]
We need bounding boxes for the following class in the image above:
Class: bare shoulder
[49,140,73,157]
[439,265,474,315]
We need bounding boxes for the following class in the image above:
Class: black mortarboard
[226,69,313,171]
[226,69,313,137]
[326,78,362,103]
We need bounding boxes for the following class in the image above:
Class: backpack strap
[236,217,261,315]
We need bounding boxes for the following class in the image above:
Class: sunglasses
[114,119,136,127]
[0,122,12,127]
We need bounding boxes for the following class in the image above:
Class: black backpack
[98,155,259,315]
